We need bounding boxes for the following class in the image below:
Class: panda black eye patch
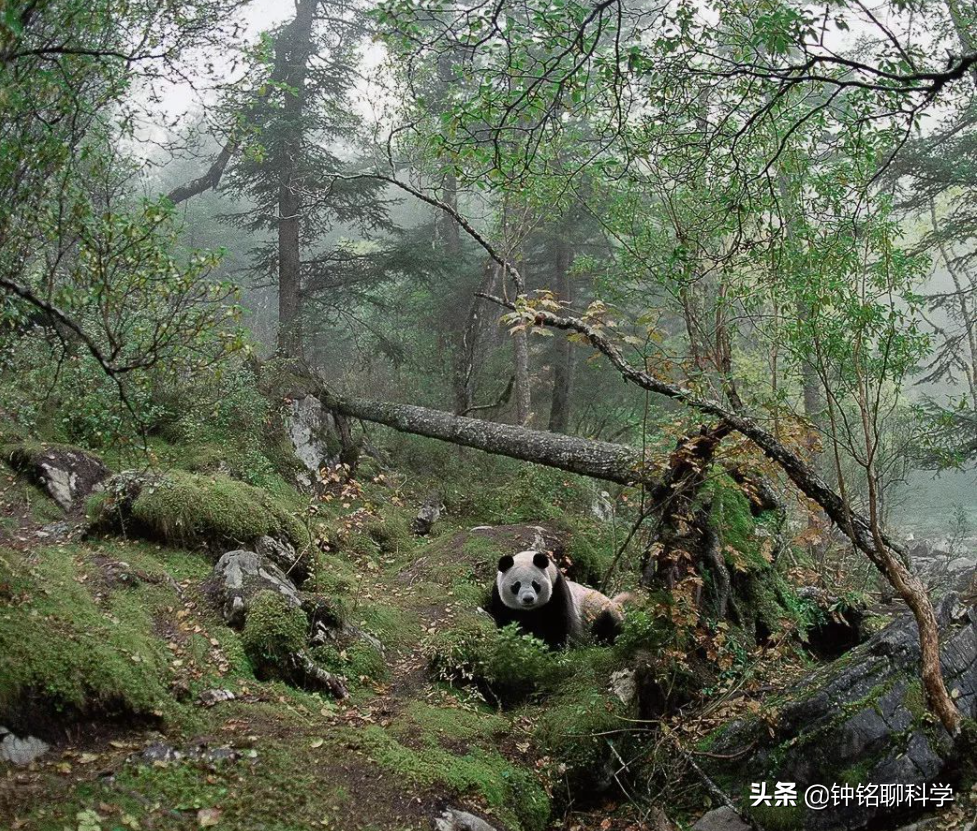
[531,581,541,592]
[511,582,521,595]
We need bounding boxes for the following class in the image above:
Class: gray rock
[412,493,442,536]
[433,808,500,831]
[704,594,977,830]
[255,535,308,583]
[198,688,235,707]
[34,521,73,540]
[11,445,110,511]
[0,730,49,766]
[691,807,751,831]
[610,669,637,705]
[212,550,302,628]
[286,394,340,486]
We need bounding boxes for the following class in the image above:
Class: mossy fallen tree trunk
[315,386,661,489]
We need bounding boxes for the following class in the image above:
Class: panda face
[497,550,555,611]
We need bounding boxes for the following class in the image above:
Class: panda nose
[520,593,535,606]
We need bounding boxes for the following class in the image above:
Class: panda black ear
[498,555,514,573]
[533,552,550,569]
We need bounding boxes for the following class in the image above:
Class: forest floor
[0,460,653,831]
[1,438,975,831]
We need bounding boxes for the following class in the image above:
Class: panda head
[496,550,559,611]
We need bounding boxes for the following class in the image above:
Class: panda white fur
[489,550,628,649]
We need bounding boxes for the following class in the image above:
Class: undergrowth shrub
[429,618,572,706]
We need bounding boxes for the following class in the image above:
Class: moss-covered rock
[700,594,977,830]
[5,441,110,511]
[88,470,309,550]
[240,591,309,679]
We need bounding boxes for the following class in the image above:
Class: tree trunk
[164,2,318,208]
[641,423,733,590]
[276,0,316,358]
[453,261,497,415]
[313,386,659,488]
[513,328,532,425]
[548,241,575,433]
[278,183,303,357]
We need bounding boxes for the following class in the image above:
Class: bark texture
[315,387,659,488]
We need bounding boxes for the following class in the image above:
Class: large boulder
[8,443,109,511]
[89,470,307,551]
[702,595,977,831]
[212,550,302,628]
[285,394,341,487]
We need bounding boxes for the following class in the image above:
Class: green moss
[310,641,387,684]
[30,738,357,831]
[93,470,309,550]
[533,673,636,806]
[0,546,176,725]
[357,511,413,556]
[354,602,423,650]
[393,700,509,749]
[706,473,766,570]
[240,591,308,678]
[348,724,549,831]
[750,802,806,831]
[563,528,614,586]
[306,552,359,595]
[903,679,928,722]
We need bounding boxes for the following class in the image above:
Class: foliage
[429,618,572,706]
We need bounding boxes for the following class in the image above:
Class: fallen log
[312,385,661,489]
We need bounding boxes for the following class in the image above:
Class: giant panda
[489,550,628,649]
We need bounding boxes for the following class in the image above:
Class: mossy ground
[3,422,948,831]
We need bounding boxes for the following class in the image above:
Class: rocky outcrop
[8,443,109,511]
[702,594,977,831]
[286,394,341,487]
[212,549,303,628]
